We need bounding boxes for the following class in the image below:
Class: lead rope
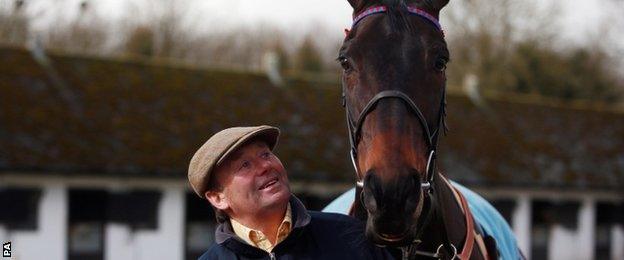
[405,178,459,260]
[401,246,410,260]
[401,243,458,260]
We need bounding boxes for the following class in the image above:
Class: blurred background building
[1,0,623,259]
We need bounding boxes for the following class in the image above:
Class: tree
[0,0,29,46]
[41,1,109,55]
[272,40,291,74]
[294,36,324,73]
[123,25,156,57]
[443,0,622,103]
[509,42,620,102]
[115,0,197,60]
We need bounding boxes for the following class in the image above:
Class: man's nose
[256,158,272,174]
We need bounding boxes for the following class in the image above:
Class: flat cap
[188,125,280,198]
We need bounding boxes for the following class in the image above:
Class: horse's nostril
[363,171,375,185]
[363,172,380,195]
[362,172,383,212]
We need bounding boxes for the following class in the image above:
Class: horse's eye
[434,57,448,72]
[339,57,351,71]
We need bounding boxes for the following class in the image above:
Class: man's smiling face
[211,140,291,218]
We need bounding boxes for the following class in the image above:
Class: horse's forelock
[380,0,411,33]
[381,0,403,7]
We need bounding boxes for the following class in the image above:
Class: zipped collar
[214,195,311,245]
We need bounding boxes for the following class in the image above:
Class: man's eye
[240,161,251,169]
[261,152,271,159]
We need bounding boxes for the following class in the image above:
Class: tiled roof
[1,47,623,190]
[441,95,624,190]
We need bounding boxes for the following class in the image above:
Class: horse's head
[340,0,450,246]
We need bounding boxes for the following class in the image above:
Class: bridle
[344,90,447,190]
[340,5,464,259]
[342,4,447,193]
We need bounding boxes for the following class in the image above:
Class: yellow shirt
[230,204,292,253]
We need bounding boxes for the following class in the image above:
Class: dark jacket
[199,196,393,260]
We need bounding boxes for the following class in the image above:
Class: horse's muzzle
[361,170,423,246]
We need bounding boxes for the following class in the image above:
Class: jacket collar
[214,194,311,244]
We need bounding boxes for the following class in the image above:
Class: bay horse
[336,0,522,259]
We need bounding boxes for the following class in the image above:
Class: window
[595,202,620,259]
[108,190,161,230]
[594,225,611,259]
[69,222,103,255]
[185,193,217,260]
[68,189,106,260]
[531,224,549,260]
[0,188,41,230]
[530,200,580,260]
[531,200,552,260]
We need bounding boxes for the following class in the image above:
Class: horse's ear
[347,0,373,9]
[347,0,360,8]
[418,0,449,16]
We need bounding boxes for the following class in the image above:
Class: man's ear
[205,190,229,211]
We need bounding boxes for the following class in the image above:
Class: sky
[11,0,622,51]
[21,0,610,36]
[95,0,612,45]
[98,0,354,32]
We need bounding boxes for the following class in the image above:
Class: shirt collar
[214,195,311,245]
[230,203,292,252]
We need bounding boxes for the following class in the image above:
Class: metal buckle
[421,181,431,191]
[351,148,364,187]
[436,244,458,260]
[425,150,435,176]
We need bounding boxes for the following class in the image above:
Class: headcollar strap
[352,6,388,28]
[406,6,443,32]
[351,5,444,35]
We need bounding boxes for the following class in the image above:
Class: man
[188,125,392,259]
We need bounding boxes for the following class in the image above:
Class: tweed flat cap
[188,125,280,198]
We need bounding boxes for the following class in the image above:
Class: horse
[330,0,523,259]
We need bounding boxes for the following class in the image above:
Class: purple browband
[351,5,443,34]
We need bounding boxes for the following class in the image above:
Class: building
[1,46,622,259]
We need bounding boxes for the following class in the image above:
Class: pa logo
[2,242,10,258]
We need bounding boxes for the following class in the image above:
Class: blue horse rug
[323,181,522,259]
